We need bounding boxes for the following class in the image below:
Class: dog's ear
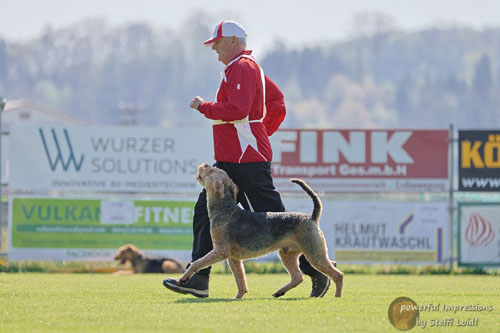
[214,177,225,199]
[232,183,239,202]
[126,244,137,252]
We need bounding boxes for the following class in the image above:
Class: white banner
[9,125,214,193]
[458,203,500,266]
[283,198,449,264]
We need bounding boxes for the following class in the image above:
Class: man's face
[211,37,235,65]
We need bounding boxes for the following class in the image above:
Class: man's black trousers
[191,161,321,277]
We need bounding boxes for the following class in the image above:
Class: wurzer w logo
[39,128,84,171]
[465,213,495,247]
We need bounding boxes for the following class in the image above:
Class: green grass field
[0,273,498,332]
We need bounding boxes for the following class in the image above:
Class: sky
[2,0,500,56]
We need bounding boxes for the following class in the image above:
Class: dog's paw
[272,291,285,298]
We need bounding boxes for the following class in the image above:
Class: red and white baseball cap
[203,20,247,45]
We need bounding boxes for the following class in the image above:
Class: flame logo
[465,213,495,247]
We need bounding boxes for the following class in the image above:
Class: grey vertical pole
[0,97,4,254]
[448,123,455,271]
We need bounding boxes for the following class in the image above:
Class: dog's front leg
[272,249,303,298]
[179,263,197,282]
[179,247,229,283]
[227,258,248,299]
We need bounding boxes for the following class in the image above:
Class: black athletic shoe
[310,273,330,297]
[162,273,209,298]
[310,262,336,298]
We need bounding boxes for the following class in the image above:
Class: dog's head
[114,244,141,264]
[196,163,238,201]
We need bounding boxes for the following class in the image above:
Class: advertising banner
[270,129,449,193]
[10,126,450,194]
[284,198,449,264]
[458,130,500,192]
[458,203,500,267]
[8,196,196,261]
[9,125,214,193]
[8,193,450,264]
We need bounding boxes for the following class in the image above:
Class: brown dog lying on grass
[173,163,343,299]
[114,244,184,274]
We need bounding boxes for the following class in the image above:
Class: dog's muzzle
[196,163,210,181]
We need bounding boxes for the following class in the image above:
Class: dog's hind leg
[301,234,344,297]
[306,256,343,297]
[272,248,303,298]
[179,247,230,283]
[227,258,248,299]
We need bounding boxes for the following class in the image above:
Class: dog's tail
[290,178,322,223]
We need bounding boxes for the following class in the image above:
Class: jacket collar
[226,50,253,68]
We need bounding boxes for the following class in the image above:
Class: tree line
[0,14,499,129]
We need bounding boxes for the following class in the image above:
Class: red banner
[270,129,449,193]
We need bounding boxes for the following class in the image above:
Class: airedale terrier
[114,244,185,274]
[170,163,343,299]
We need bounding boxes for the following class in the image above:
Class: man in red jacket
[163,20,330,298]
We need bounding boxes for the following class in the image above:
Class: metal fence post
[0,97,4,256]
[448,123,455,271]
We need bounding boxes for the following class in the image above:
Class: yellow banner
[335,250,437,262]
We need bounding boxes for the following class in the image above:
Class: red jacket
[198,50,286,163]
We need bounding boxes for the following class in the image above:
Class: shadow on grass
[174,296,306,303]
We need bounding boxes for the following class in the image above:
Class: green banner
[11,197,194,250]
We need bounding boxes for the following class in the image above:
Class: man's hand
[189,96,205,110]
